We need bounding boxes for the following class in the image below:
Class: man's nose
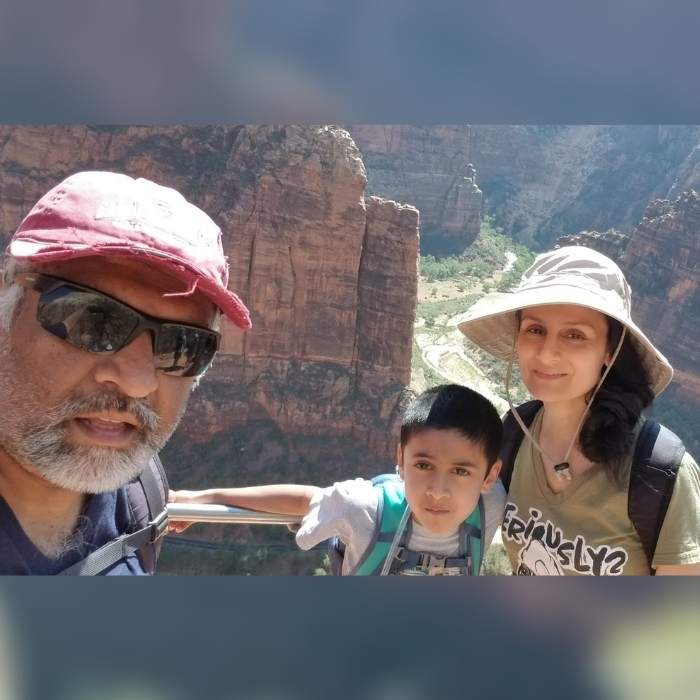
[92,331,159,398]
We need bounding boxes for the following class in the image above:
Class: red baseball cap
[8,171,252,329]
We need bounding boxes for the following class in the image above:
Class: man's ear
[481,458,502,493]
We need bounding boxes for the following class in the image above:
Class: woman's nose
[535,334,561,364]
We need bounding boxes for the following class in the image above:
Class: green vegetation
[420,254,471,281]
[497,251,536,293]
[420,215,534,289]
[418,294,480,325]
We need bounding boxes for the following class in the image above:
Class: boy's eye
[453,467,471,477]
[414,462,432,471]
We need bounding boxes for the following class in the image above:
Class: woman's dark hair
[579,318,655,484]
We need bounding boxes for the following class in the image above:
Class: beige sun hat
[456,245,673,396]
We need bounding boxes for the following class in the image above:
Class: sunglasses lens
[37,287,139,352]
[155,324,220,377]
[34,278,219,377]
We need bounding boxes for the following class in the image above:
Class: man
[0,171,251,574]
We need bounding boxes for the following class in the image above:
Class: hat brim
[9,238,252,330]
[456,285,673,396]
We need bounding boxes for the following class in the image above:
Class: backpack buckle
[148,509,169,543]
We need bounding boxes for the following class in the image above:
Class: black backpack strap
[500,401,542,491]
[57,519,166,576]
[131,454,169,573]
[58,456,169,576]
[629,420,685,569]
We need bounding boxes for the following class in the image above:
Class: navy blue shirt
[0,488,147,575]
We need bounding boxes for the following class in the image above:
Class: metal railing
[167,503,300,526]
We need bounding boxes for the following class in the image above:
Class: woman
[458,246,700,575]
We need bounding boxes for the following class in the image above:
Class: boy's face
[397,428,501,536]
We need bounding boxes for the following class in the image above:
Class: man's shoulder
[0,488,148,575]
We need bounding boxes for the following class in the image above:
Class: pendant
[554,462,573,481]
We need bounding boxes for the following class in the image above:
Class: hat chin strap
[504,327,627,481]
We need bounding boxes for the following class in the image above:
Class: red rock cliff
[349,125,482,250]
[622,191,700,403]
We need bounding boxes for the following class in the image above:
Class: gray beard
[9,393,170,494]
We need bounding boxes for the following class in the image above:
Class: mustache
[47,392,161,434]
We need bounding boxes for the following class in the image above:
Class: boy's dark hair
[400,384,503,467]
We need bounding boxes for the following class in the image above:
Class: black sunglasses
[18,273,221,377]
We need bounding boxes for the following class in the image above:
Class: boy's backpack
[327,473,485,576]
[500,400,685,569]
[58,455,169,576]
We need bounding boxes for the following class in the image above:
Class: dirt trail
[415,329,508,414]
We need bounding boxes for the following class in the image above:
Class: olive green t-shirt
[502,411,700,575]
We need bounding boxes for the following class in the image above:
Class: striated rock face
[622,191,700,403]
[0,126,419,573]
[351,125,700,249]
[470,125,700,247]
[349,125,482,251]
[557,190,700,405]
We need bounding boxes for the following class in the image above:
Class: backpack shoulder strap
[128,454,169,574]
[459,495,484,575]
[352,478,406,576]
[58,456,169,576]
[629,419,685,568]
[500,401,542,491]
[327,474,397,576]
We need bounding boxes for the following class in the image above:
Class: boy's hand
[166,489,198,534]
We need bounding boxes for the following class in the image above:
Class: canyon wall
[350,125,700,248]
[349,125,482,251]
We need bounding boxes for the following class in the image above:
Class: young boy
[170,384,506,575]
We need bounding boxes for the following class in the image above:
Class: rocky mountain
[0,125,420,573]
[557,190,700,411]
[350,125,700,248]
[349,126,482,252]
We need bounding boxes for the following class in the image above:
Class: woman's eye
[566,330,585,341]
[522,325,544,335]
